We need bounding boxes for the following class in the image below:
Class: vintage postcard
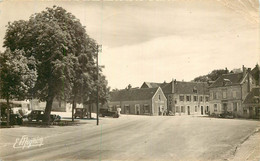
[0,0,259,160]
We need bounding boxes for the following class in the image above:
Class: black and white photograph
[0,0,259,160]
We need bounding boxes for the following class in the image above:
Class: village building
[208,66,257,118]
[108,87,167,116]
[141,80,210,115]
[243,87,260,119]
[242,64,260,118]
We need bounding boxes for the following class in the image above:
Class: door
[158,105,163,115]
[135,104,140,115]
[201,106,203,115]
[187,106,190,115]
[222,103,227,114]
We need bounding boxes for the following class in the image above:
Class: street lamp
[97,44,102,126]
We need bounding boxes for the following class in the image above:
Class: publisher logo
[13,135,44,149]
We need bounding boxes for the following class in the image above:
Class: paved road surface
[0,115,259,161]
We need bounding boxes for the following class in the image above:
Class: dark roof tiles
[109,87,160,102]
[210,73,244,88]
[243,88,260,104]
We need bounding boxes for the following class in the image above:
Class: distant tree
[112,88,119,92]
[0,49,37,126]
[83,73,110,118]
[193,68,229,82]
[230,68,242,73]
[3,6,99,123]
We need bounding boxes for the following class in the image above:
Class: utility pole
[96,44,102,126]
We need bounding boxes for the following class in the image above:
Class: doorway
[135,104,140,115]
[201,106,203,115]
[222,103,227,114]
[187,106,190,115]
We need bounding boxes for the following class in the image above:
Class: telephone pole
[97,44,102,125]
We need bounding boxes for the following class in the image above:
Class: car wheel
[28,117,32,122]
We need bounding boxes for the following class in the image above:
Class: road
[0,115,259,161]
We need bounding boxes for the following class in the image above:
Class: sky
[0,0,259,89]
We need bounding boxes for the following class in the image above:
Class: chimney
[247,68,251,92]
[171,79,175,93]
[242,65,246,77]
[225,67,228,74]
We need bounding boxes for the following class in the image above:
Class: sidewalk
[231,129,260,161]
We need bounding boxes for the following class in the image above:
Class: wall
[152,88,167,116]
[209,85,244,116]
[108,100,152,115]
[173,93,209,115]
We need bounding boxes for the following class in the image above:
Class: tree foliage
[3,6,109,122]
[0,49,37,126]
[193,69,229,82]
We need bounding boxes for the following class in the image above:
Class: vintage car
[99,108,119,118]
[74,108,87,119]
[0,104,23,125]
[26,110,61,122]
[1,111,23,125]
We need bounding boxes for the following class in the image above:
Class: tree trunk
[6,98,10,127]
[90,103,92,118]
[71,100,76,122]
[44,95,54,124]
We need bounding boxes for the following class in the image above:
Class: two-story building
[243,64,260,118]
[141,80,210,115]
[108,87,167,116]
[208,66,256,117]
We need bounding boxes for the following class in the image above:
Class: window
[186,95,191,102]
[179,95,184,101]
[223,90,227,99]
[213,92,217,99]
[159,95,161,100]
[232,91,237,99]
[144,104,149,113]
[200,96,203,102]
[214,104,218,112]
[210,92,213,100]
[168,95,173,105]
[233,102,237,111]
[194,96,198,102]
[243,108,247,114]
[181,106,185,113]
[195,106,197,112]
[176,106,180,112]
[205,96,209,102]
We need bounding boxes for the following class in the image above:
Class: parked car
[74,108,87,119]
[26,110,61,122]
[0,106,23,125]
[99,108,119,118]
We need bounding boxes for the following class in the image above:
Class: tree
[193,68,229,82]
[0,49,37,126]
[67,49,97,121]
[3,6,98,123]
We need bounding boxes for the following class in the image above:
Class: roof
[209,73,244,88]
[109,87,160,102]
[162,81,209,95]
[243,88,260,104]
[251,64,260,83]
[141,81,209,95]
[141,82,167,88]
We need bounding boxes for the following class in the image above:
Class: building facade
[141,80,210,115]
[208,66,257,117]
[108,87,167,116]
